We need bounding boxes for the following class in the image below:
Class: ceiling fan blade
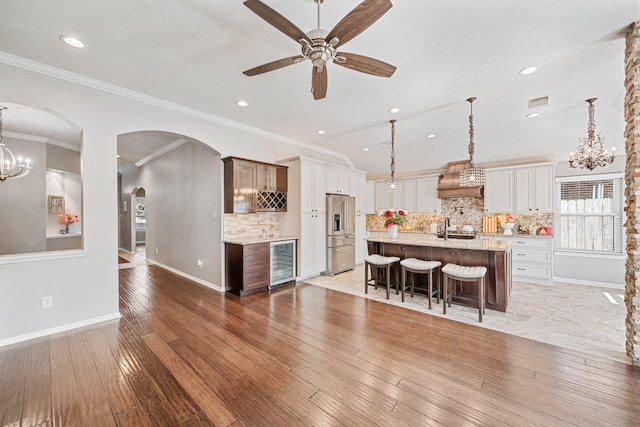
[244,0,312,45]
[311,66,328,100]
[334,52,396,77]
[325,0,392,49]
[243,55,306,76]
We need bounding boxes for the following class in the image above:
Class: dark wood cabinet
[223,156,288,213]
[225,242,270,296]
[257,163,287,192]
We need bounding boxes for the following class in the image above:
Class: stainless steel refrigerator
[325,194,356,275]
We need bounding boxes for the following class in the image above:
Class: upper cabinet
[415,176,441,213]
[326,166,350,194]
[484,169,514,213]
[484,163,553,213]
[364,181,375,214]
[514,165,553,212]
[256,163,287,192]
[222,157,288,213]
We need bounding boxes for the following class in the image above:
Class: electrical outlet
[197,259,203,268]
[155,248,159,254]
[42,296,53,309]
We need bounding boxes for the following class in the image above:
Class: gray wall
[0,138,46,255]
[120,141,223,287]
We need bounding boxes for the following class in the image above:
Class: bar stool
[399,258,442,308]
[364,254,400,299]
[442,264,487,322]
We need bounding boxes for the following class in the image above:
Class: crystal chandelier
[384,119,402,192]
[0,106,32,182]
[459,97,485,187]
[568,98,615,170]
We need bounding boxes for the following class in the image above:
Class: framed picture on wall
[48,195,65,214]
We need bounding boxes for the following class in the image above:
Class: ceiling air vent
[528,96,550,109]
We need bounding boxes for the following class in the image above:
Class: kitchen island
[366,235,513,312]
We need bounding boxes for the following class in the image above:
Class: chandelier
[459,97,485,187]
[0,106,32,182]
[384,119,402,192]
[568,98,615,170]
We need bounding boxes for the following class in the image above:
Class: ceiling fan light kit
[242,0,396,100]
[459,97,485,187]
[568,98,615,170]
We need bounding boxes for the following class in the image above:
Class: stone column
[625,21,640,366]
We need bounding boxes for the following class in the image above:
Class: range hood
[437,160,483,198]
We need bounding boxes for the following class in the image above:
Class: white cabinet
[326,166,350,194]
[279,157,327,279]
[350,171,367,265]
[364,181,375,214]
[511,236,553,284]
[484,169,514,213]
[415,176,441,213]
[402,178,417,213]
[515,165,553,212]
[374,181,391,212]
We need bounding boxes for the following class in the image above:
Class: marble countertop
[481,233,553,239]
[366,235,513,251]
[224,235,298,245]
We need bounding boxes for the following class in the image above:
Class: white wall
[0,59,347,345]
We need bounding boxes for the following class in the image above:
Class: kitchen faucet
[444,217,450,240]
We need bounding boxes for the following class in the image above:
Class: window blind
[555,174,623,254]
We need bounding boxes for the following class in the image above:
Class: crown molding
[3,130,80,152]
[135,138,187,167]
[0,51,353,167]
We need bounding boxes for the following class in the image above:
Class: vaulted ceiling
[0,0,638,177]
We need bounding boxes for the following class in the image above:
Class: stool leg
[365,261,369,294]
[427,270,433,310]
[436,267,441,304]
[385,264,390,299]
[443,274,448,315]
[395,264,399,295]
[401,266,406,302]
[479,276,484,323]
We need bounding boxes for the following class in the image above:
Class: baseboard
[0,312,122,348]
[553,276,624,289]
[152,261,224,293]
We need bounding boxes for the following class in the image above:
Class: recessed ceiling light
[363,148,369,151]
[526,112,540,118]
[389,107,400,113]
[60,35,85,48]
[317,130,325,135]
[427,134,436,139]
[236,100,248,107]
[520,66,538,75]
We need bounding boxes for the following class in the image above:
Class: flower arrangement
[379,208,408,229]
[497,214,517,224]
[58,209,79,233]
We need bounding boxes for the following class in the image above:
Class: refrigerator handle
[343,200,349,234]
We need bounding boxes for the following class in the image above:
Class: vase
[65,224,69,234]
[501,223,515,236]
[388,224,398,240]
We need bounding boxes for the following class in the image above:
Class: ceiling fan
[243,0,396,100]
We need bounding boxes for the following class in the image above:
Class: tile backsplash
[366,197,553,234]
[223,213,281,240]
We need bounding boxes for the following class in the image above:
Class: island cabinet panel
[225,242,270,296]
[368,237,512,312]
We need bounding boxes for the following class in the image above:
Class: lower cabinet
[225,242,270,296]
[511,237,553,284]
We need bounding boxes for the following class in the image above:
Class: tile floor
[119,248,629,364]
[304,264,629,363]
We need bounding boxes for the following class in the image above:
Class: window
[556,174,623,255]
[135,199,146,228]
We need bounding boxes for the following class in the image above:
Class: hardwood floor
[2,264,640,426]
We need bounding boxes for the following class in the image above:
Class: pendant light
[459,97,485,187]
[0,106,32,182]
[384,119,402,192]
[568,98,615,170]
